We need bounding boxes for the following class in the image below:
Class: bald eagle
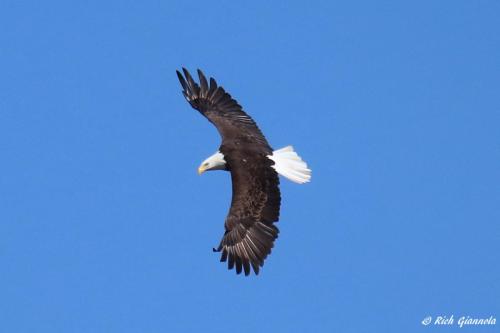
[177,68,311,276]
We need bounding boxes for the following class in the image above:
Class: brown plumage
[176,68,281,275]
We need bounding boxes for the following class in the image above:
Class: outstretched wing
[214,150,281,275]
[177,68,281,276]
[176,68,272,151]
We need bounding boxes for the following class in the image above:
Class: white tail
[268,146,311,184]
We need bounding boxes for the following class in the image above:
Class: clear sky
[1,1,499,332]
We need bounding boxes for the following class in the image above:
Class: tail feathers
[268,146,311,184]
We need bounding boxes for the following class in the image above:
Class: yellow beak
[198,165,206,175]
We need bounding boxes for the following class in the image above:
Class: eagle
[176,68,311,276]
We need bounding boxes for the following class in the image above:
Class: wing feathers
[208,78,217,97]
[176,68,272,152]
[197,69,209,97]
[176,71,188,92]
[215,221,279,276]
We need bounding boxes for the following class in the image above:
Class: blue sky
[1,1,499,332]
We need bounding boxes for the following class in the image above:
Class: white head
[198,151,227,175]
